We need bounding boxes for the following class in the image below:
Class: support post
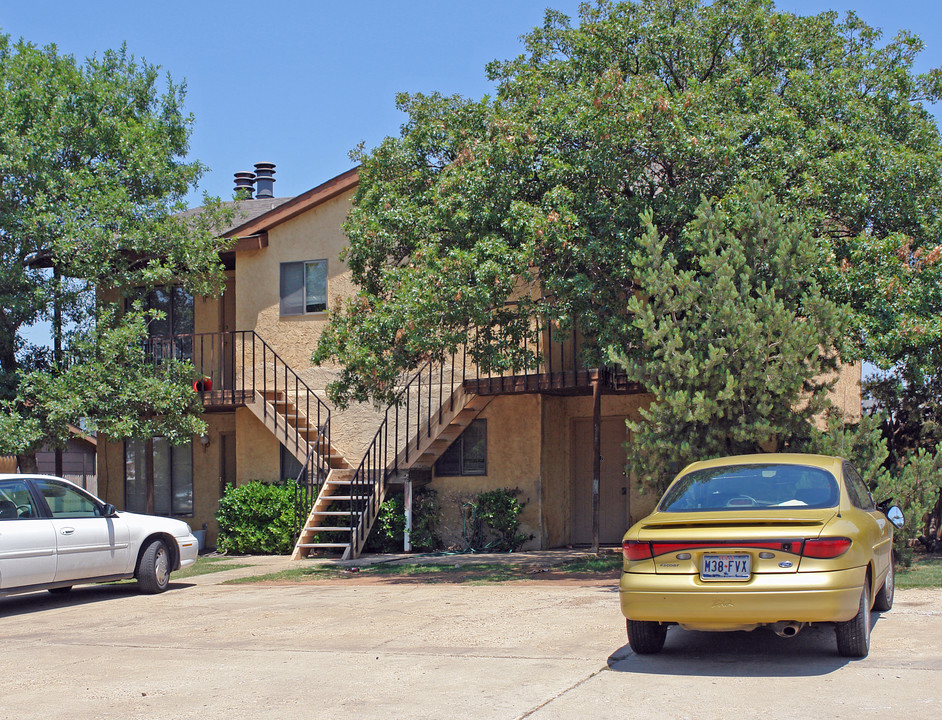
[404,478,413,552]
[54,266,63,478]
[591,376,601,554]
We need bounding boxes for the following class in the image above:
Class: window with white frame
[280,260,327,315]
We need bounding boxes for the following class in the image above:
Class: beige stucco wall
[429,394,543,551]
[235,407,282,485]
[236,190,355,368]
[233,187,384,464]
[827,361,863,424]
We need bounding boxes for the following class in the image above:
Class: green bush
[876,445,942,566]
[364,488,441,553]
[216,480,298,555]
[364,494,406,553]
[475,488,532,552]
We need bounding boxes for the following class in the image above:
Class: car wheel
[873,556,895,612]
[627,619,668,655]
[47,586,72,595]
[835,581,871,658]
[137,539,171,594]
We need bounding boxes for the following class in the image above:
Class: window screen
[280,260,327,315]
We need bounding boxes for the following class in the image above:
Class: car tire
[47,586,72,595]
[873,556,895,612]
[835,581,871,658]
[137,539,171,594]
[627,619,668,655]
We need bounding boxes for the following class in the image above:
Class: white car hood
[115,511,192,538]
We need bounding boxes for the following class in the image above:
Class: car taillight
[623,540,653,561]
[802,537,852,558]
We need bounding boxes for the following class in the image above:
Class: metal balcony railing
[146,330,332,540]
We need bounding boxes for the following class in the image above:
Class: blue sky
[3,0,940,206]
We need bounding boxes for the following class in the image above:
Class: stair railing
[345,310,610,555]
[146,330,333,537]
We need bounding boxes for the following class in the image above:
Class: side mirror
[886,505,905,529]
[100,503,118,518]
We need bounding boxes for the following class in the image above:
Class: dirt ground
[2,559,940,720]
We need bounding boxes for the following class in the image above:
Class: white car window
[0,480,37,520]
[34,479,102,518]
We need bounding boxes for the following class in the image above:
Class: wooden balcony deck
[463,368,644,396]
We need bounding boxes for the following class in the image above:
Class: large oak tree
[0,36,230,470]
[316,0,942,480]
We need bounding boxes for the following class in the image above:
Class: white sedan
[0,474,198,596]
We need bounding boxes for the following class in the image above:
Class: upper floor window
[130,286,194,361]
[280,260,327,315]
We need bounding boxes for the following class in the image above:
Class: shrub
[876,445,942,565]
[364,494,406,553]
[364,488,441,553]
[216,480,297,555]
[475,488,532,552]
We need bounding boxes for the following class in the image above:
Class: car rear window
[658,463,839,512]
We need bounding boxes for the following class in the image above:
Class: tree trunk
[16,451,38,474]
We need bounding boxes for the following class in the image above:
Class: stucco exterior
[93,166,864,553]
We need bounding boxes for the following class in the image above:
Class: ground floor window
[124,438,194,515]
[435,419,487,476]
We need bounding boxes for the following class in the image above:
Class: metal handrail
[344,312,616,555]
[145,330,332,541]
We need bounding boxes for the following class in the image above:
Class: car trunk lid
[635,509,838,575]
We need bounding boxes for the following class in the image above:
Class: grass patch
[896,555,942,589]
[173,555,252,580]
[555,555,622,573]
[225,555,622,585]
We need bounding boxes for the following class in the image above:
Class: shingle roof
[175,197,294,235]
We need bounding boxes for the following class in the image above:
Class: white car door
[0,479,57,589]
[33,478,132,583]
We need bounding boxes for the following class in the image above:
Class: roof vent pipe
[254,162,276,199]
[233,171,256,199]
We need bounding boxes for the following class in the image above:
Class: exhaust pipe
[771,621,806,638]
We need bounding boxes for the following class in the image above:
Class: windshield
[658,463,839,512]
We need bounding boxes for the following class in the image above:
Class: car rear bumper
[620,567,866,628]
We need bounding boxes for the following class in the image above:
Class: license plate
[701,554,751,581]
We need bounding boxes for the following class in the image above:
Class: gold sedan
[619,454,904,657]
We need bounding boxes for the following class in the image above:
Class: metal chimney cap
[253,162,276,199]
[233,171,256,199]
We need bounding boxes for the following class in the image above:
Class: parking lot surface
[2,559,940,719]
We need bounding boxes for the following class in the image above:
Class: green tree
[0,35,230,469]
[315,0,942,418]
[615,189,850,489]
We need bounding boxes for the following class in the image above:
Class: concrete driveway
[1,563,940,720]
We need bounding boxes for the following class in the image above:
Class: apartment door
[571,417,629,545]
[219,432,237,497]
